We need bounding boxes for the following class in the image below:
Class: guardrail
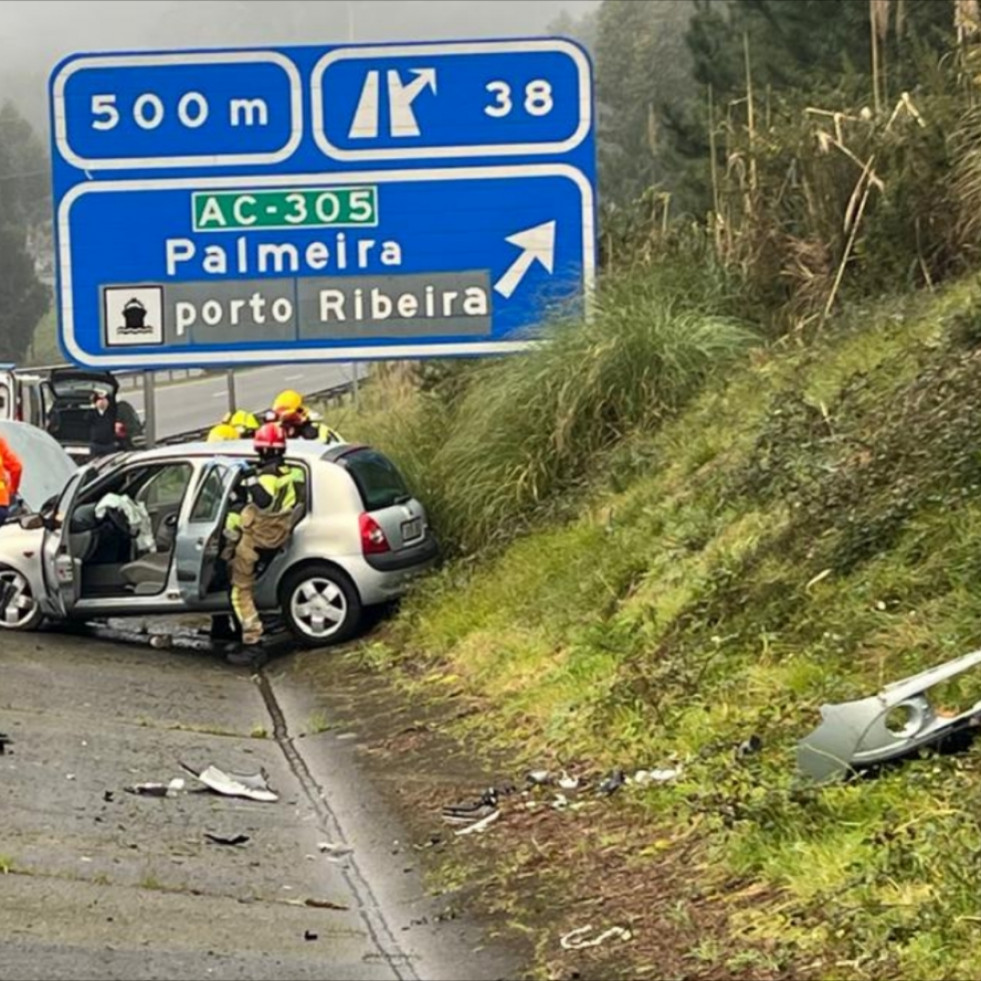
[15,362,364,447]
[17,362,211,390]
[154,377,362,446]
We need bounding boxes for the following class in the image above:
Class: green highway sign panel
[193,187,379,231]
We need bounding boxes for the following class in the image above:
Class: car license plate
[401,517,422,542]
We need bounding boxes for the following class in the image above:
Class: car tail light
[359,513,391,555]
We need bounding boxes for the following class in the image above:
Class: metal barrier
[17,362,210,390]
[155,378,361,446]
[15,363,363,447]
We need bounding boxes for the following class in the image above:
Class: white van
[0,367,46,429]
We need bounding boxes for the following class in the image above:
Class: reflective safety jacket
[0,436,23,508]
[224,462,305,540]
[250,462,304,513]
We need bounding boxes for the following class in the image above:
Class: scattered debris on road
[181,761,279,802]
[560,925,633,950]
[441,787,500,824]
[454,809,501,836]
[125,777,185,797]
[596,769,626,797]
[303,898,349,911]
[526,769,552,786]
[797,649,981,781]
[317,840,354,856]
[0,732,12,755]
[629,767,681,786]
[735,734,763,759]
[303,929,319,941]
[204,833,250,846]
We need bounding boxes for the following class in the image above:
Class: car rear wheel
[0,566,43,631]
[281,564,362,648]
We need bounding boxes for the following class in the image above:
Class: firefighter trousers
[226,505,297,645]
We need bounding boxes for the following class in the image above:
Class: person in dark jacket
[89,391,120,457]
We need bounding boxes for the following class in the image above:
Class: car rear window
[339,448,412,511]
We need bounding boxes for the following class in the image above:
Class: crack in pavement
[255,669,419,981]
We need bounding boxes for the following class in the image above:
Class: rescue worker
[0,433,23,527]
[271,389,342,444]
[222,422,305,663]
[207,422,240,443]
[223,410,260,438]
[89,392,120,458]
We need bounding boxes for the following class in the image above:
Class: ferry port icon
[104,285,164,347]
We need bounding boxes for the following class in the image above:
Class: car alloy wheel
[283,565,361,647]
[0,568,42,631]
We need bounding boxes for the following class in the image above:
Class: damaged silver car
[797,650,981,781]
[0,421,438,647]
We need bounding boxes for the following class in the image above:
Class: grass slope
[340,273,981,978]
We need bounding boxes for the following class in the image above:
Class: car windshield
[339,448,412,511]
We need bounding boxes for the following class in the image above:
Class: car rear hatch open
[45,369,121,446]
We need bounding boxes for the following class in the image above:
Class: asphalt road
[123,364,361,440]
[0,626,509,981]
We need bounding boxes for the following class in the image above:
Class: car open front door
[175,459,245,604]
[40,468,90,617]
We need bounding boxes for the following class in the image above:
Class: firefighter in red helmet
[221,422,305,663]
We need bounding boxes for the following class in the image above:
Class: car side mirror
[18,514,44,530]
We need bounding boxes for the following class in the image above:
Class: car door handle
[195,538,205,549]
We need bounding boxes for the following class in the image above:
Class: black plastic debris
[596,769,626,797]
[103,790,114,803]
[125,778,184,798]
[0,732,12,756]
[736,734,763,759]
[304,930,318,942]
[204,833,250,846]
[304,898,348,911]
[441,787,499,824]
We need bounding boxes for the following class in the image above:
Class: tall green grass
[331,264,758,555]
[367,274,981,979]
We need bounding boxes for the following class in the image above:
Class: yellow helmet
[207,423,239,443]
[273,389,303,417]
[229,410,259,433]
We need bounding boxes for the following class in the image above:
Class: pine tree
[0,101,50,363]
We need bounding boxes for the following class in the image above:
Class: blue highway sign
[49,39,596,369]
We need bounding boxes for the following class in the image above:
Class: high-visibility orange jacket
[0,436,23,507]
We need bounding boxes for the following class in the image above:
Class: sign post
[49,38,596,370]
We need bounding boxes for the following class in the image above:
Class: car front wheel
[0,566,44,632]
[281,564,362,648]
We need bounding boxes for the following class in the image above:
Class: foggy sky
[0,0,599,128]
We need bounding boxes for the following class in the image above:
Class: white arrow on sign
[386,68,437,138]
[493,220,557,299]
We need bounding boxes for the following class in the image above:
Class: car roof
[129,439,356,464]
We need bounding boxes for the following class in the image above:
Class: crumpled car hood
[0,420,77,511]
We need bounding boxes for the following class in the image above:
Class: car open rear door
[40,468,91,617]
[175,459,245,603]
